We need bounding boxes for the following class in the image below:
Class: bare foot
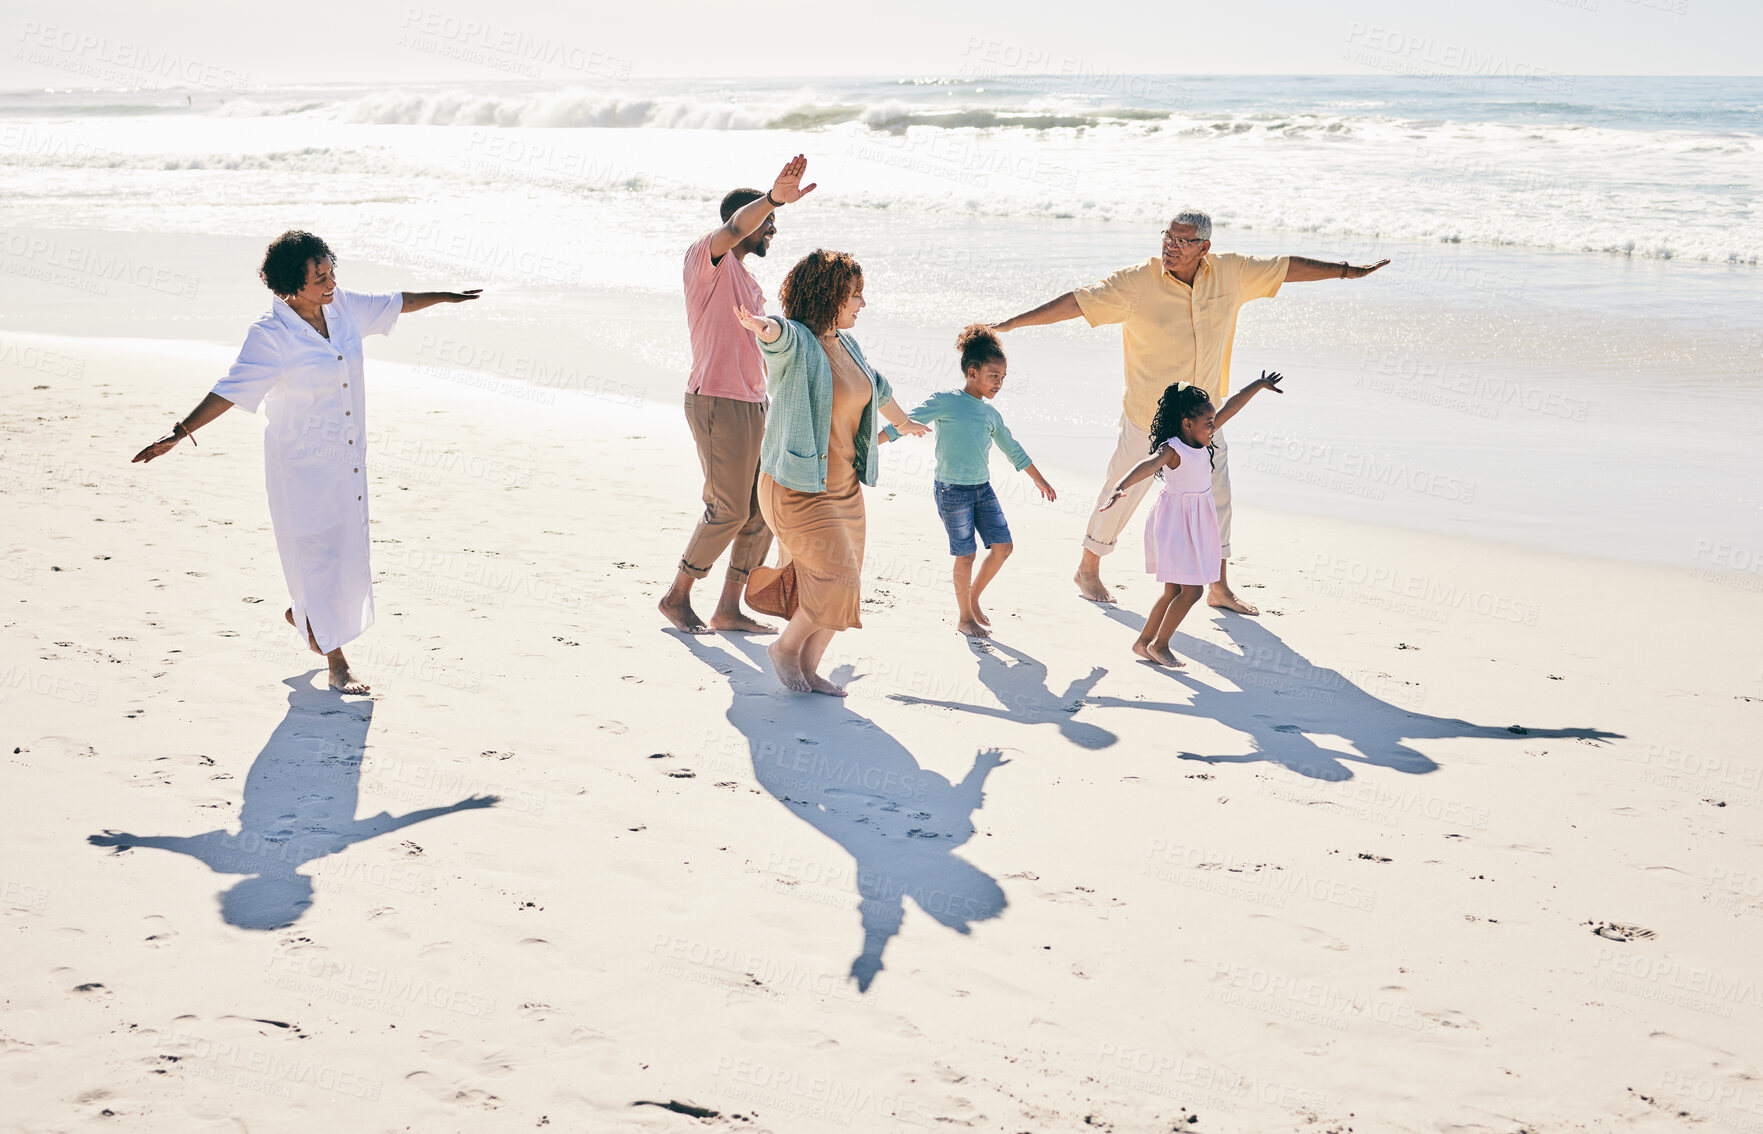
[767,639,811,693]
[805,672,848,697]
[1075,570,1116,603]
[658,593,710,634]
[328,660,371,694]
[709,611,775,634]
[1207,584,1260,616]
[286,608,322,654]
[1132,640,1185,668]
[957,617,991,638]
[972,602,991,627]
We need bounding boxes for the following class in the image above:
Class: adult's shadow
[888,638,1117,750]
[89,672,496,930]
[680,636,1008,992]
[1096,609,1622,781]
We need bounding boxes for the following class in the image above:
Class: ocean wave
[217,87,1384,138]
[199,87,1137,132]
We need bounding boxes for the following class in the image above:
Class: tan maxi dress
[756,334,871,631]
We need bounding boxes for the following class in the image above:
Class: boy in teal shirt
[883,325,1056,638]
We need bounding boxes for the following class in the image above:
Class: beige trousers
[679,392,772,580]
[1083,413,1233,559]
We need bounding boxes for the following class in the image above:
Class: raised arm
[1212,371,1284,429]
[132,391,235,463]
[709,154,817,261]
[401,289,483,313]
[1283,256,1390,283]
[991,291,1081,333]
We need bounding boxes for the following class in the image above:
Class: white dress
[1143,436,1222,585]
[211,289,401,654]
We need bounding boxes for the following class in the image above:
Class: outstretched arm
[1213,371,1284,429]
[401,289,483,313]
[1284,256,1390,283]
[1098,447,1177,511]
[881,397,939,443]
[733,304,781,344]
[132,391,235,463]
[991,291,1081,333]
[709,154,817,261]
[352,795,498,841]
[879,396,929,438]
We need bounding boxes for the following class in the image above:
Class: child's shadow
[680,636,1008,992]
[888,638,1117,750]
[88,672,497,930]
[1099,610,1622,780]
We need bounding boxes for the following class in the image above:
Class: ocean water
[1,75,1759,567]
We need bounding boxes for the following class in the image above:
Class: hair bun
[955,323,998,353]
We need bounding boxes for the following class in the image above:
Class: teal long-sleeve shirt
[883,390,1032,486]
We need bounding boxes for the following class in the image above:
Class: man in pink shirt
[660,154,817,634]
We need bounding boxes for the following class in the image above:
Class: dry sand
[3,328,1761,1133]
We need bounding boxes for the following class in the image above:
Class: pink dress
[1143,437,1222,585]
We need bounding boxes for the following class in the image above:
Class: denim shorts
[934,480,1012,557]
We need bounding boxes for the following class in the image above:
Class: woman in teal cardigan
[735,249,928,695]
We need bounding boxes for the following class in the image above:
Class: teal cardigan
[758,317,895,493]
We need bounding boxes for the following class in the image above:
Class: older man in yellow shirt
[993,209,1388,612]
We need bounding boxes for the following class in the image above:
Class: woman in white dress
[132,231,480,693]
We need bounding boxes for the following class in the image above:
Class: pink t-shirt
[683,231,767,402]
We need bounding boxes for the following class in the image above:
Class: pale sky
[6,0,1759,87]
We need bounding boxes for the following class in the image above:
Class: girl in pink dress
[1099,372,1286,667]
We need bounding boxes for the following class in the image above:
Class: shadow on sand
[894,613,1621,782]
[89,672,496,930]
[889,638,1118,750]
[680,635,1007,992]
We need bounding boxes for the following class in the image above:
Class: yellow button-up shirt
[1074,252,1288,430]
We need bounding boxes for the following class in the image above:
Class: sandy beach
[4,315,1761,1131]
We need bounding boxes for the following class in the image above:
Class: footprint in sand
[142,915,177,948]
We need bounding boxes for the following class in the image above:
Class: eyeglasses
[1162,234,1206,249]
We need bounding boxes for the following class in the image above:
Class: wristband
[766,190,783,208]
[1340,261,1348,279]
[173,421,197,447]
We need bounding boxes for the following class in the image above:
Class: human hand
[1097,486,1125,512]
[1253,370,1285,393]
[974,747,1011,769]
[1347,259,1390,279]
[896,419,931,438]
[1031,473,1057,501]
[770,154,818,205]
[435,289,483,303]
[132,433,181,463]
[733,305,772,335]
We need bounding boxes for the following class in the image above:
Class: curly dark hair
[955,323,1005,373]
[780,248,862,336]
[259,230,335,296]
[1147,382,1214,453]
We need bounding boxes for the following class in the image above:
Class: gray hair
[1171,208,1212,241]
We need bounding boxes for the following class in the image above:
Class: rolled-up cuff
[677,558,712,580]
